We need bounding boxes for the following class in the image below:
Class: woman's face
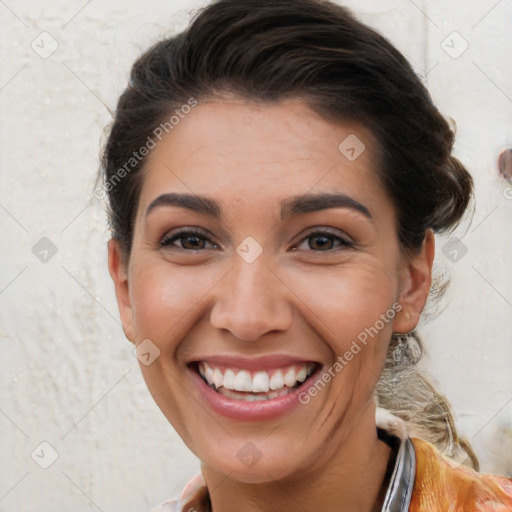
[109,98,433,482]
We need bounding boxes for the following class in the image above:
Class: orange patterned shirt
[409,436,512,511]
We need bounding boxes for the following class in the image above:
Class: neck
[201,400,392,512]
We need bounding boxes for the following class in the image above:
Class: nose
[209,255,294,342]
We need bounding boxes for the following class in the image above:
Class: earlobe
[393,229,435,334]
[107,239,136,343]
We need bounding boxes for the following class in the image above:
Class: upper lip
[187,354,321,371]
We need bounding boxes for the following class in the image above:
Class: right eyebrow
[145,193,222,220]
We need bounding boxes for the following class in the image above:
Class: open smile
[187,358,322,420]
[191,361,318,401]
[187,358,323,421]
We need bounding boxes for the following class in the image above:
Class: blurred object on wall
[498,147,512,182]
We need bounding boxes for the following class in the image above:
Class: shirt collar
[376,407,416,512]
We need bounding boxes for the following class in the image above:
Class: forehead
[138,98,387,217]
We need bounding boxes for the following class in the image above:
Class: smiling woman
[98,0,512,511]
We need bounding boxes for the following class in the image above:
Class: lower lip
[187,365,322,421]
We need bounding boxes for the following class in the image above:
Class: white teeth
[234,370,253,392]
[252,371,270,393]
[223,369,236,390]
[213,367,223,388]
[296,366,308,382]
[283,367,297,387]
[269,370,284,390]
[196,362,316,396]
[204,364,214,384]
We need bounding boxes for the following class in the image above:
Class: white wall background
[1,1,511,511]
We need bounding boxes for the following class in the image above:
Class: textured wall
[1,1,511,511]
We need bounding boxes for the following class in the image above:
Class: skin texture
[108,98,435,512]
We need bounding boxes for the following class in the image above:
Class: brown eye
[308,234,335,250]
[160,229,218,251]
[295,229,354,252]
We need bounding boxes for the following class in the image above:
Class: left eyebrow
[144,191,373,222]
[280,192,373,222]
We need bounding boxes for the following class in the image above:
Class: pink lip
[187,361,322,421]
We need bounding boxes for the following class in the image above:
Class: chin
[214,463,294,484]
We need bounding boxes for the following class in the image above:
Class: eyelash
[159,227,355,252]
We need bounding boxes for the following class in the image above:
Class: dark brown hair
[99,0,477,467]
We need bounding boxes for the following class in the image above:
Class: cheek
[284,261,398,343]
[283,261,398,402]
[129,258,211,347]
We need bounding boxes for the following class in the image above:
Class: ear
[108,238,136,343]
[392,229,435,334]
